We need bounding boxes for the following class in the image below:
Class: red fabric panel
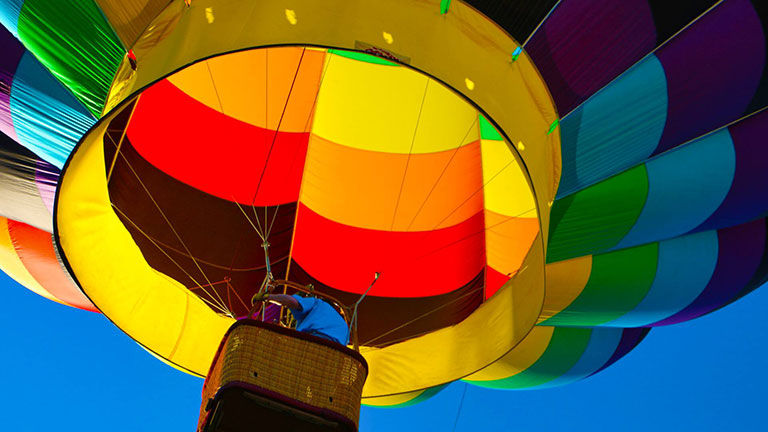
[291,203,486,297]
[7,219,96,311]
[126,79,308,206]
[485,266,510,299]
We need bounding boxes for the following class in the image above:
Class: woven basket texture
[198,323,367,430]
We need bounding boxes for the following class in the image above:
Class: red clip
[127,49,137,71]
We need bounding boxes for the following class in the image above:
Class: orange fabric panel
[0,216,62,303]
[300,135,484,231]
[167,47,326,133]
[484,210,539,298]
[7,219,96,311]
[485,211,539,273]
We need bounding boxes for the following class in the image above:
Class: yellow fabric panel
[464,326,554,382]
[362,389,425,407]
[166,47,326,133]
[359,237,545,396]
[300,135,483,231]
[484,211,539,276]
[56,120,232,375]
[481,139,537,218]
[538,256,593,323]
[0,216,62,304]
[95,0,171,47]
[312,54,479,154]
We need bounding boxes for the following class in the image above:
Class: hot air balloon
[1,0,767,429]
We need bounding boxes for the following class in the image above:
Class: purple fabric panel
[696,110,768,231]
[525,0,656,114]
[0,24,24,140]
[590,328,650,376]
[654,0,765,154]
[653,219,766,326]
[34,159,59,215]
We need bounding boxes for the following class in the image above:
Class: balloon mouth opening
[81,45,539,346]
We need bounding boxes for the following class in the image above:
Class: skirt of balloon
[198,319,368,432]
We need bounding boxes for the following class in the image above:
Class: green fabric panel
[541,243,658,326]
[440,0,452,15]
[547,165,649,262]
[479,114,503,140]
[328,49,398,66]
[17,0,124,116]
[470,328,592,390]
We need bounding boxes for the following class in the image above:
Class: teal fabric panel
[607,230,719,327]
[557,55,668,197]
[614,129,735,249]
[0,0,23,37]
[533,328,623,389]
[9,52,95,168]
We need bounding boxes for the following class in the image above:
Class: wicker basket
[198,320,368,432]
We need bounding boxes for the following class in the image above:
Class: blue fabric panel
[0,0,22,37]
[9,52,94,168]
[613,129,735,249]
[557,56,668,197]
[606,230,719,327]
[533,328,623,389]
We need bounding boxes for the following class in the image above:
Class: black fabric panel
[103,106,297,317]
[0,131,55,183]
[464,0,559,43]
[289,261,484,347]
[647,0,719,44]
[745,0,768,113]
[732,218,768,301]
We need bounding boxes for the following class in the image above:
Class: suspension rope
[111,205,231,314]
[107,140,230,315]
[390,79,430,230]
[432,156,524,230]
[405,115,479,231]
[283,50,335,284]
[249,47,307,207]
[362,265,528,347]
[233,199,265,241]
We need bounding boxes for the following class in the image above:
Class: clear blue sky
[1,269,766,431]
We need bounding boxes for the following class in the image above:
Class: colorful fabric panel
[0,131,56,231]
[0,0,125,115]
[549,109,768,261]
[542,218,768,327]
[556,0,768,196]
[0,24,95,168]
[465,326,649,390]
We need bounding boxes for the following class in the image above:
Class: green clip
[511,47,522,62]
[547,119,560,135]
[440,0,451,15]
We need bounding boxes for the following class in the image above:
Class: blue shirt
[288,295,349,345]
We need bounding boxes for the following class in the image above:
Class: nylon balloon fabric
[0,0,765,424]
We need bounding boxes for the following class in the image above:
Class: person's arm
[252,292,302,311]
